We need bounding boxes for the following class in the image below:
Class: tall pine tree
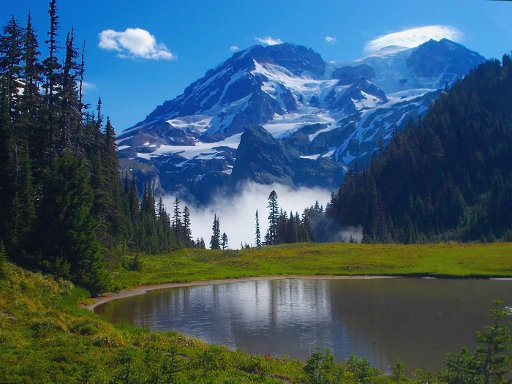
[210,214,220,250]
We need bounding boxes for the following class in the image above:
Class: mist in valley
[163,182,333,249]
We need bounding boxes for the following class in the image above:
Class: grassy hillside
[0,263,305,383]
[113,242,512,289]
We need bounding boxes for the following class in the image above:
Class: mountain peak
[407,38,485,80]
[232,42,325,77]
[356,38,485,93]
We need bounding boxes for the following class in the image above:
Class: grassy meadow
[113,242,512,290]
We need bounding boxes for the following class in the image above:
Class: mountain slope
[327,55,512,242]
[117,40,485,203]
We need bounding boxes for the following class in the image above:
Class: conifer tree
[286,210,298,243]
[296,212,303,242]
[301,210,311,242]
[157,197,173,251]
[0,78,15,248]
[255,210,261,247]
[182,206,192,247]
[42,0,61,162]
[129,174,139,220]
[103,117,118,183]
[123,172,129,194]
[90,151,119,247]
[22,13,45,183]
[172,196,182,243]
[277,209,287,243]
[58,29,80,154]
[221,232,228,250]
[22,13,41,106]
[1,16,25,184]
[78,40,85,113]
[266,190,279,245]
[210,214,220,250]
[475,299,512,384]
[0,15,24,121]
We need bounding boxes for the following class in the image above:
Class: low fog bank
[163,182,332,249]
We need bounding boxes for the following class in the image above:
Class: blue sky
[3,0,512,132]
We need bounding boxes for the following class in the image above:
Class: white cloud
[163,182,332,249]
[98,28,175,60]
[82,81,95,90]
[230,45,239,52]
[325,35,336,44]
[364,25,463,53]
[76,81,95,92]
[255,36,283,46]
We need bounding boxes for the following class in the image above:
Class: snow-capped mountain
[117,39,485,203]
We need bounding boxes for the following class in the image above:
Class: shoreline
[85,275,398,312]
[86,274,512,312]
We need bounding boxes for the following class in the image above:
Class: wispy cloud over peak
[255,36,283,46]
[98,28,175,60]
[325,35,336,44]
[364,25,463,53]
[230,45,239,52]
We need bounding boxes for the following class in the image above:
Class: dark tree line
[262,190,320,246]
[0,2,194,293]
[326,55,512,243]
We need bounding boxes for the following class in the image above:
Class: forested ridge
[0,2,198,294]
[326,55,512,243]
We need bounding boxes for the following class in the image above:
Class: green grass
[113,242,512,290]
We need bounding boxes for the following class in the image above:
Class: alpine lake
[95,277,512,372]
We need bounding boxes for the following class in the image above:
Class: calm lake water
[95,278,512,372]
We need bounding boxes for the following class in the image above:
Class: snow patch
[142,133,242,161]
[352,91,381,110]
[253,60,338,103]
[308,124,336,142]
[167,115,212,133]
[322,149,336,158]
[300,154,321,160]
[116,135,133,144]
[264,110,336,139]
